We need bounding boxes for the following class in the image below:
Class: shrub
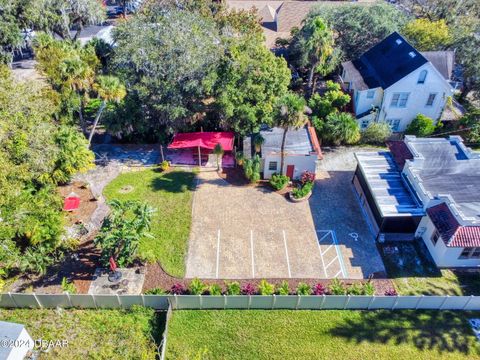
[258,279,275,295]
[385,288,398,296]
[312,283,326,295]
[226,281,241,295]
[296,282,311,295]
[144,287,167,295]
[406,114,435,137]
[19,245,57,275]
[159,160,169,172]
[291,181,313,199]
[300,171,315,185]
[277,281,290,295]
[270,173,289,190]
[329,278,346,295]
[61,277,76,294]
[189,278,207,295]
[170,283,186,295]
[241,283,257,295]
[253,134,265,153]
[243,155,261,183]
[318,112,360,145]
[361,122,392,144]
[208,283,222,295]
[235,151,244,166]
[346,282,363,295]
[363,281,375,296]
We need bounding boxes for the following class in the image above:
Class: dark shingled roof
[387,141,414,170]
[352,32,428,89]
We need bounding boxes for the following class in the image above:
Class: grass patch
[0,306,164,359]
[104,169,195,277]
[380,241,480,296]
[166,310,480,360]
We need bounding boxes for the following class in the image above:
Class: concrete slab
[88,268,145,295]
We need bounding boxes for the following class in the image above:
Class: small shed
[0,321,34,360]
[244,124,322,179]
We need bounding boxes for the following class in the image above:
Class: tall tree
[0,0,28,64]
[290,16,336,96]
[112,7,223,136]
[398,0,480,23]
[308,3,408,60]
[25,0,106,40]
[274,93,308,176]
[88,75,126,144]
[402,19,452,51]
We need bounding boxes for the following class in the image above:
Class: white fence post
[272,295,276,309]
[343,295,351,309]
[439,295,449,310]
[8,292,18,307]
[392,296,399,310]
[32,293,42,309]
[66,292,73,308]
[367,295,375,310]
[199,295,203,309]
[295,295,301,310]
[320,295,326,309]
[141,294,145,307]
[415,295,424,310]
[463,295,474,310]
[223,295,227,309]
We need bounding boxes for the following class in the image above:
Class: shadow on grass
[330,310,477,355]
[149,171,196,193]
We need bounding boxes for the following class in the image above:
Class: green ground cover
[0,306,164,359]
[103,169,195,277]
[379,242,480,296]
[166,310,480,360]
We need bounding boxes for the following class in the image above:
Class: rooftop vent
[409,51,416,58]
[396,39,403,45]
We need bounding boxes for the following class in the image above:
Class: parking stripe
[282,230,292,278]
[325,256,338,269]
[321,244,334,256]
[331,230,349,278]
[215,229,220,279]
[314,231,328,278]
[250,230,255,278]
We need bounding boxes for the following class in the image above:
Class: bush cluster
[291,181,313,199]
[144,279,382,296]
[269,173,290,190]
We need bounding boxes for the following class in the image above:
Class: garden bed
[165,310,480,359]
[57,181,97,228]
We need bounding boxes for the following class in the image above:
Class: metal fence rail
[2,293,480,310]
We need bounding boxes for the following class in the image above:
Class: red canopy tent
[168,132,234,166]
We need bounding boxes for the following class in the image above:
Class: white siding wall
[378,63,452,132]
[354,88,383,116]
[417,217,480,268]
[263,154,318,179]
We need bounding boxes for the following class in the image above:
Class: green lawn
[166,310,480,360]
[0,306,163,359]
[104,169,196,277]
[379,242,480,296]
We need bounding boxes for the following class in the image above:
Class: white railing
[1,293,480,311]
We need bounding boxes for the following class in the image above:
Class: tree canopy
[402,19,452,51]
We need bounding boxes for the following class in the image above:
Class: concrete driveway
[186,171,347,279]
[309,147,386,279]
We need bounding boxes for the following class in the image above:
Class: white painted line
[331,230,349,279]
[334,270,342,278]
[314,231,328,278]
[321,244,334,256]
[317,231,331,242]
[282,230,292,278]
[325,256,338,269]
[216,229,221,279]
[250,230,255,278]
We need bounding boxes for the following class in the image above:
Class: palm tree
[253,134,265,153]
[324,112,360,145]
[88,75,126,145]
[301,17,335,96]
[275,93,308,176]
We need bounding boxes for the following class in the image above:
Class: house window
[390,93,409,108]
[418,70,428,84]
[431,230,440,246]
[426,93,436,106]
[268,161,277,171]
[386,119,401,132]
[361,119,370,129]
[366,90,375,99]
[459,247,480,259]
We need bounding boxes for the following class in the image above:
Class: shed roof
[355,152,424,217]
[259,125,320,157]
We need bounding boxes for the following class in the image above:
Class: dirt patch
[58,181,98,226]
[142,262,393,295]
[118,185,134,194]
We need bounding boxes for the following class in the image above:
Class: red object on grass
[109,257,117,272]
[168,132,234,151]
[63,195,80,211]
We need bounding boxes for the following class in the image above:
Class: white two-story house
[341,32,454,132]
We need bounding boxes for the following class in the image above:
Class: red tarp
[63,196,80,211]
[168,132,234,151]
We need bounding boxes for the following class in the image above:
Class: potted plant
[289,181,314,202]
[269,173,289,191]
[253,134,265,154]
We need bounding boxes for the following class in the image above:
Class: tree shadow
[149,171,196,193]
[330,310,477,355]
